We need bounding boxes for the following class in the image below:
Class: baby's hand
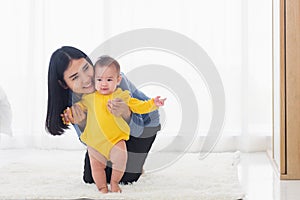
[61,105,86,125]
[61,107,72,125]
[153,96,166,107]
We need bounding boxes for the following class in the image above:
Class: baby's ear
[117,75,122,85]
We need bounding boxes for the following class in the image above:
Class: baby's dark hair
[95,55,120,74]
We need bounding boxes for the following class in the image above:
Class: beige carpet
[0,149,244,200]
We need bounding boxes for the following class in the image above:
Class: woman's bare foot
[98,185,108,193]
[110,182,122,193]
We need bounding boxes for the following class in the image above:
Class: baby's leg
[87,146,108,193]
[110,140,128,192]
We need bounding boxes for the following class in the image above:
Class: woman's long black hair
[45,46,93,135]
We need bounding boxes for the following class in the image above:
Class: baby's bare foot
[98,185,108,193]
[110,182,122,193]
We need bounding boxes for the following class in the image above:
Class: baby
[76,55,165,193]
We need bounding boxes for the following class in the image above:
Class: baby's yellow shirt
[77,88,158,159]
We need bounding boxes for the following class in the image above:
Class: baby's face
[94,65,121,95]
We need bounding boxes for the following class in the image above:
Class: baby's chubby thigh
[109,140,128,171]
[87,146,107,165]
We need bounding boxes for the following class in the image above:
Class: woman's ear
[58,80,69,89]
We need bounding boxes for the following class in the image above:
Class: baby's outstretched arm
[127,96,166,114]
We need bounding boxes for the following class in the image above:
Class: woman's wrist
[78,121,86,131]
[122,108,132,123]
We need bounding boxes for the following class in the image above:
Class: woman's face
[63,58,95,94]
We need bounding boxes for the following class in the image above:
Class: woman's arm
[120,74,160,126]
[61,105,87,137]
[118,73,146,137]
[107,98,131,122]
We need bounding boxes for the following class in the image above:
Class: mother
[45,46,160,184]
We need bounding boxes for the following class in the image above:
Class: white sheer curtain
[0,0,272,152]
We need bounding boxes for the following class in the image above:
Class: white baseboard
[1,130,271,152]
[151,135,271,152]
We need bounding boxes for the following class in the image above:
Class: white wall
[0,0,272,152]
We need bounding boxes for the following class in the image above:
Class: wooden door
[285,0,300,179]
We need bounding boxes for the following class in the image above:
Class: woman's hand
[61,105,86,126]
[107,98,131,122]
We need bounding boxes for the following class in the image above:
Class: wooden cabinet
[272,0,300,179]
